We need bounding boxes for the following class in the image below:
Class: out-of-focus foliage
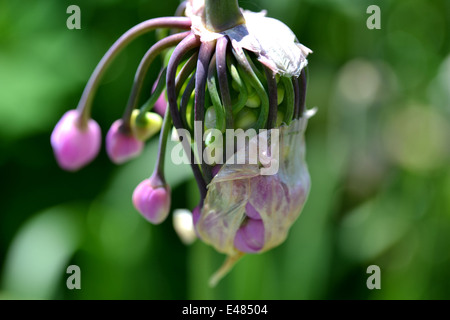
[0,0,449,299]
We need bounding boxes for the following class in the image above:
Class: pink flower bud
[132,177,171,224]
[192,205,202,239]
[234,219,265,253]
[50,110,101,171]
[153,91,167,116]
[106,119,144,164]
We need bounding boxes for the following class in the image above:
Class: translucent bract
[197,116,311,258]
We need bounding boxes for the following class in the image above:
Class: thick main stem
[204,0,245,32]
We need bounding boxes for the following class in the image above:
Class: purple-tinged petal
[234,219,265,253]
[211,164,222,177]
[106,119,144,164]
[192,205,201,226]
[192,205,203,239]
[50,109,101,171]
[245,202,261,220]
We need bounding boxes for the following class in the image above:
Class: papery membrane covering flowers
[51,0,313,286]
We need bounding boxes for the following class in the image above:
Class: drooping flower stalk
[51,0,313,286]
[195,41,216,184]
[216,36,233,129]
[121,31,191,132]
[281,76,295,123]
[166,33,208,200]
[76,17,191,129]
[207,54,226,132]
[264,67,278,129]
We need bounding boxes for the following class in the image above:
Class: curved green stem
[136,68,167,124]
[153,107,173,183]
[281,76,294,124]
[166,33,207,200]
[176,52,199,130]
[227,59,248,114]
[246,52,265,84]
[233,50,269,130]
[180,74,196,130]
[207,54,226,132]
[195,41,216,185]
[176,52,199,93]
[264,66,278,129]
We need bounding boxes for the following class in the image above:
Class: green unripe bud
[245,90,261,108]
[205,106,217,130]
[234,107,257,130]
[131,109,163,141]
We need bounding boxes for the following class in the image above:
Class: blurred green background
[1,0,449,300]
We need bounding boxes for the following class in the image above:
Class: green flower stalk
[50,0,313,286]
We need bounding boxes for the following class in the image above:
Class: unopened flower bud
[50,110,101,171]
[245,90,261,108]
[173,209,197,245]
[132,175,171,224]
[130,109,163,141]
[277,86,285,105]
[106,119,144,164]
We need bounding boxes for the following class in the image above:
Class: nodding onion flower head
[50,0,313,286]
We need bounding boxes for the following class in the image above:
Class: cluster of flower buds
[51,0,312,285]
